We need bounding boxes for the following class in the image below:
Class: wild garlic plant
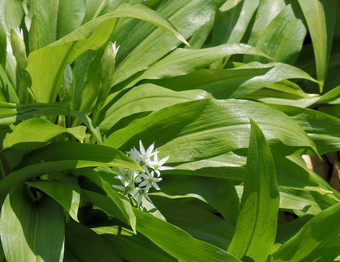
[113,141,173,207]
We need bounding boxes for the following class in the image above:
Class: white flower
[114,167,140,187]
[149,151,174,177]
[112,140,172,208]
[138,170,162,193]
[138,140,156,167]
[126,146,141,163]
[112,41,120,57]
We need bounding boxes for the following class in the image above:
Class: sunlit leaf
[0,185,64,262]
[227,119,279,261]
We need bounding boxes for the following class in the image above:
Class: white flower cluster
[113,141,173,207]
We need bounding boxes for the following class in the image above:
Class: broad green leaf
[2,118,84,151]
[187,15,214,49]
[65,221,122,262]
[78,167,137,233]
[104,99,316,164]
[164,151,328,196]
[151,62,316,100]
[112,0,226,85]
[276,215,313,244]
[26,3,188,103]
[0,102,102,142]
[77,50,105,115]
[235,185,324,216]
[0,143,141,204]
[152,175,239,225]
[94,225,176,262]
[0,64,19,103]
[272,104,340,154]
[0,185,64,262]
[133,208,241,262]
[270,202,340,261]
[21,142,142,171]
[57,0,86,38]
[0,0,23,32]
[227,119,279,261]
[212,0,260,46]
[247,0,286,46]
[152,196,235,250]
[72,50,96,112]
[134,44,271,83]
[26,0,59,48]
[82,189,128,224]
[246,4,306,64]
[26,177,81,222]
[210,0,260,68]
[100,83,210,131]
[82,0,112,23]
[313,85,340,105]
[298,0,337,90]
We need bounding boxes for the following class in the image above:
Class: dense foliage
[0,0,340,261]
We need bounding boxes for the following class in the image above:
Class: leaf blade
[227,119,280,261]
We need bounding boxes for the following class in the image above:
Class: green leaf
[0,64,19,103]
[79,167,137,233]
[153,175,239,225]
[0,102,102,142]
[152,196,235,250]
[123,44,271,89]
[22,142,142,171]
[25,177,81,222]
[0,24,6,67]
[2,118,84,151]
[0,185,64,262]
[246,4,306,64]
[112,0,226,85]
[82,189,128,224]
[297,0,337,91]
[235,185,325,216]
[133,208,241,262]
[272,104,340,154]
[104,99,316,164]
[270,202,340,261]
[82,0,112,23]
[150,62,316,100]
[94,225,176,262]
[57,0,86,39]
[26,3,188,103]
[0,0,23,31]
[187,15,215,49]
[212,0,260,46]
[210,0,260,68]
[65,221,123,262]
[276,215,313,244]
[247,0,287,46]
[0,143,141,205]
[26,0,59,48]
[227,119,280,261]
[99,83,210,131]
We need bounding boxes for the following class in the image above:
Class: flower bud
[97,41,119,107]
[10,27,27,70]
